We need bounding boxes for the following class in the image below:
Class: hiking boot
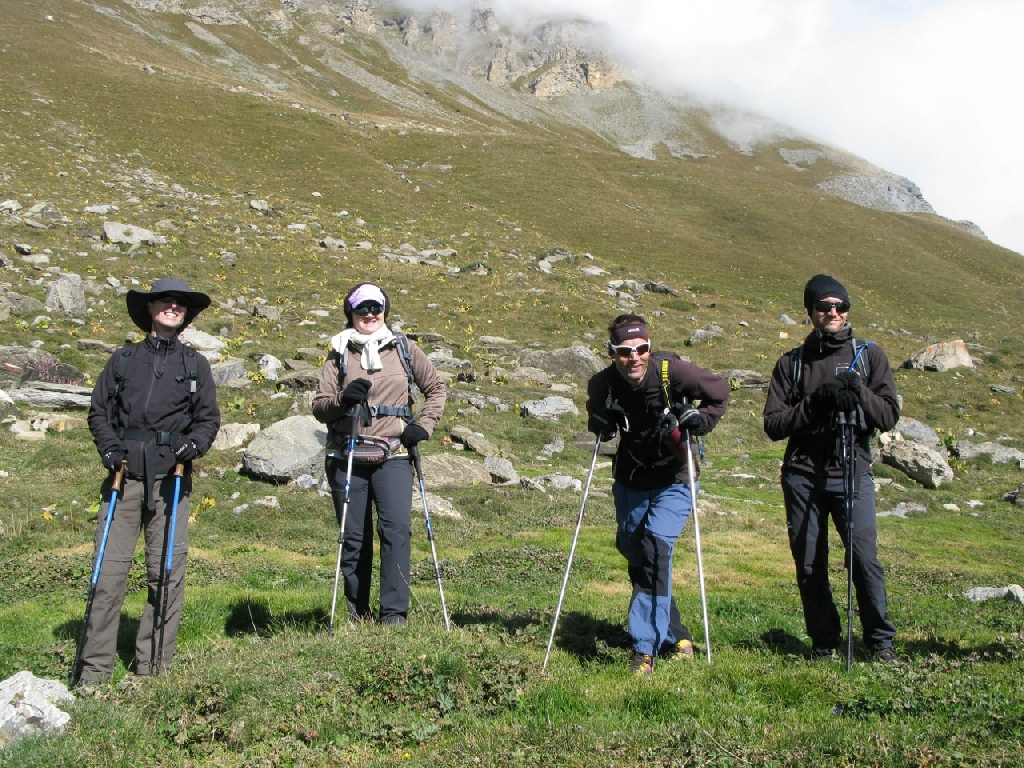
[629,651,655,676]
[660,639,695,661]
[810,646,837,662]
[872,647,902,664]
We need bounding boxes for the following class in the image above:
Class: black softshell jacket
[763,325,899,477]
[88,335,221,478]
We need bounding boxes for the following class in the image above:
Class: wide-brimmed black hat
[126,278,211,333]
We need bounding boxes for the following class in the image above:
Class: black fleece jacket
[88,335,220,477]
[763,325,899,477]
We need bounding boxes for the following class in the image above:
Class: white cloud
[403,0,1024,254]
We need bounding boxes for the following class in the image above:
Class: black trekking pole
[410,444,451,632]
[543,435,602,671]
[70,460,126,687]
[837,411,857,671]
[156,462,185,674]
[329,404,362,637]
[683,427,712,665]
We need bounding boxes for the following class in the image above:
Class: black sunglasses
[154,294,188,308]
[814,300,850,314]
[610,342,651,357]
[353,303,384,316]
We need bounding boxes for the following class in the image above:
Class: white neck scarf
[330,325,395,373]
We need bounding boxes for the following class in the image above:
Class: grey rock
[0,346,86,390]
[45,273,87,316]
[275,369,320,392]
[242,415,327,482]
[0,671,74,747]
[210,423,261,452]
[9,382,93,409]
[686,325,725,346]
[954,441,1024,466]
[483,455,518,484]
[903,340,975,372]
[3,291,46,315]
[520,395,578,421]
[990,384,1017,395]
[507,366,551,386]
[257,354,283,381]
[572,429,618,456]
[178,328,227,359]
[893,417,942,447]
[779,314,798,325]
[210,357,248,386]
[102,221,166,246]
[880,438,953,488]
[419,453,492,488]
[541,435,565,457]
[412,487,462,519]
[877,502,926,518]
[716,369,768,389]
[449,425,499,457]
[76,339,118,353]
[521,345,604,379]
[964,585,1024,604]
[253,304,282,321]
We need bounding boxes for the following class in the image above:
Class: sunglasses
[353,303,384,316]
[154,294,188,308]
[814,300,850,314]
[610,342,651,357]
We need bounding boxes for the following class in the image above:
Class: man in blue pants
[586,315,729,675]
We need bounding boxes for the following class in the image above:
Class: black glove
[173,437,200,462]
[656,411,679,439]
[812,378,845,409]
[341,378,372,405]
[102,449,126,472]
[834,386,861,412]
[677,404,703,433]
[400,423,429,449]
[588,413,617,441]
[836,371,862,390]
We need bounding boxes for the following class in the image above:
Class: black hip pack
[342,435,402,465]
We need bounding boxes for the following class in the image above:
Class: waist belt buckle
[156,431,172,446]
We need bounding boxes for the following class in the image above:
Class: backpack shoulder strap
[177,343,200,417]
[394,332,417,391]
[106,343,137,427]
[848,338,874,379]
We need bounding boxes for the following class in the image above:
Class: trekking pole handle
[112,459,127,492]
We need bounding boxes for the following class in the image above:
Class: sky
[410,0,1024,256]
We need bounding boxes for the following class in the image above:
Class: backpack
[789,337,874,399]
[338,332,419,423]
[106,341,200,431]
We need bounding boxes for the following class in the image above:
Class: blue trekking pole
[329,404,362,636]
[410,444,451,631]
[71,460,126,687]
[156,462,185,674]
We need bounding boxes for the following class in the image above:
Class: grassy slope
[2,1,1024,765]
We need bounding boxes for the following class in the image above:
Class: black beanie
[803,274,850,313]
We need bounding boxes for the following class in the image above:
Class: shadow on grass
[751,626,1023,663]
[550,611,630,662]
[55,612,142,673]
[225,599,328,637]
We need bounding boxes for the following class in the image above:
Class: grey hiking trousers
[77,473,190,683]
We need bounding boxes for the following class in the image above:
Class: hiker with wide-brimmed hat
[312,282,446,627]
[763,274,901,665]
[74,278,220,685]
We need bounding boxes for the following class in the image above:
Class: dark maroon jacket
[587,352,730,490]
[763,325,899,477]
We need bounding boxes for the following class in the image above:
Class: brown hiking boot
[660,639,695,661]
[629,651,655,676]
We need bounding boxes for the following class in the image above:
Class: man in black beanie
[763,275,901,663]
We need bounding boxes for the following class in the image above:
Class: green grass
[2,0,1024,764]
